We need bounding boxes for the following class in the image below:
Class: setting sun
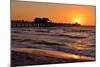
[11,1,96,26]
[73,16,83,24]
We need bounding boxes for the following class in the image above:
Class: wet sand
[11,48,95,66]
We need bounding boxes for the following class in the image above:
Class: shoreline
[11,48,95,66]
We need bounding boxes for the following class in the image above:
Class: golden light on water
[65,44,95,51]
[12,48,95,61]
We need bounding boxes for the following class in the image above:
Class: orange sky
[11,0,96,26]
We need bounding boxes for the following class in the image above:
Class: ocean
[11,26,96,66]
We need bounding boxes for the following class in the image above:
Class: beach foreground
[11,48,95,66]
[11,26,95,66]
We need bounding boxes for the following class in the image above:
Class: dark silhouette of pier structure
[11,17,80,27]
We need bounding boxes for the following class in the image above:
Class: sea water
[11,26,95,65]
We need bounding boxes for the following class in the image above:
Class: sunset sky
[11,0,96,26]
